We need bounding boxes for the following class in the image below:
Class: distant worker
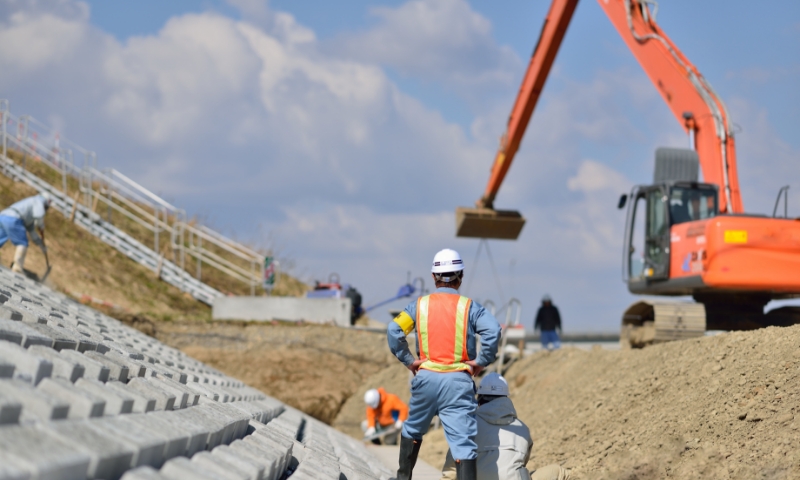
[440,373,570,480]
[0,192,52,274]
[363,387,408,445]
[534,295,561,350]
[388,248,501,480]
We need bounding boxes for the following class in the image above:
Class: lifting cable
[465,239,507,309]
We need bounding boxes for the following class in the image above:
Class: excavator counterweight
[455,208,525,240]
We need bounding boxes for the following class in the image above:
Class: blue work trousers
[402,369,478,460]
[541,330,561,350]
[0,215,28,247]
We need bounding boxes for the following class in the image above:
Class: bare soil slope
[370,326,800,479]
[157,321,395,423]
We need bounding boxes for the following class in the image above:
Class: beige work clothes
[441,396,532,480]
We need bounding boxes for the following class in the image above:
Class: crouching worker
[362,387,408,445]
[440,373,570,480]
[0,192,52,274]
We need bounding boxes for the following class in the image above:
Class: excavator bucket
[455,207,526,240]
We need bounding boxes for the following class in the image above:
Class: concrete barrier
[212,297,352,327]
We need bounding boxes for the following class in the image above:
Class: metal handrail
[0,100,267,296]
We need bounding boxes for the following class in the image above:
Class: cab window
[669,187,717,225]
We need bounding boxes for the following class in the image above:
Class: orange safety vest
[416,293,472,373]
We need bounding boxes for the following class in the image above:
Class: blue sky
[1,0,798,331]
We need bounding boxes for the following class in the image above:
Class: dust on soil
[408,326,800,479]
[156,321,394,424]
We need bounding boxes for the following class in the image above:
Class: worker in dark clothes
[534,295,561,350]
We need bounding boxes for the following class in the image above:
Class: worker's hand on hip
[365,426,376,436]
[394,420,404,430]
[407,359,424,375]
[465,360,483,377]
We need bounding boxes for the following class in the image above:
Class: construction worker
[0,192,52,274]
[534,295,561,350]
[388,248,501,480]
[362,387,409,445]
[440,373,570,480]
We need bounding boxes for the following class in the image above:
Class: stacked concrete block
[0,267,393,480]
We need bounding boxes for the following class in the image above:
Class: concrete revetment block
[58,350,110,382]
[85,351,129,382]
[190,451,253,480]
[0,378,70,421]
[0,389,23,425]
[28,345,85,382]
[0,340,53,385]
[119,466,171,480]
[44,419,136,480]
[0,424,91,480]
[117,413,189,462]
[159,457,229,480]
[103,381,156,413]
[126,378,176,411]
[91,415,168,468]
[210,446,266,480]
[24,323,78,351]
[37,377,106,419]
[75,378,135,415]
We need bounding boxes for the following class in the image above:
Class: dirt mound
[157,321,394,424]
[333,362,413,438]
[412,325,800,479]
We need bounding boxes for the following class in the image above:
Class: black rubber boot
[455,459,477,480]
[396,435,421,480]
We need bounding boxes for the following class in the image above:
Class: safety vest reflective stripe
[417,293,471,372]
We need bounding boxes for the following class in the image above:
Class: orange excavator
[456,0,800,346]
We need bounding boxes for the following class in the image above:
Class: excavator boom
[455,0,579,239]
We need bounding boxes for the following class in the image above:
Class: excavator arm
[597,0,742,213]
[458,0,743,240]
[478,0,579,210]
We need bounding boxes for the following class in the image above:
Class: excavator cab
[619,148,718,291]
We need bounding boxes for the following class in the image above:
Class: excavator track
[620,301,706,349]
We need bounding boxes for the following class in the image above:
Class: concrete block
[0,321,52,348]
[213,296,352,327]
[0,424,91,480]
[147,377,188,410]
[117,414,188,462]
[0,304,45,325]
[243,435,290,474]
[44,419,136,480]
[59,350,110,382]
[153,374,198,408]
[169,406,226,450]
[0,390,23,425]
[76,329,110,353]
[24,323,78,351]
[0,357,15,378]
[160,457,229,480]
[0,378,70,421]
[91,416,167,468]
[210,446,266,480]
[37,377,106,419]
[75,378,134,415]
[85,351,129,382]
[103,381,156,413]
[191,451,254,480]
[0,340,52,385]
[197,402,252,443]
[0,455,30,480]
[184,381,219,402]
[105,350,147,377]
[147,410,208,456]
[228,440,278,480]
[28,345,85,382]
[126,378,176,411]
[119,466,171,480]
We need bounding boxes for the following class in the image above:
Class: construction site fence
[0,100,265,297]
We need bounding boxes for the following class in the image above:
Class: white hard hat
[477,372,508,396]
[39,191,52,206]
[364,389,380,409]
[431,249,464,274]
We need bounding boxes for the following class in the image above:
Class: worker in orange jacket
[363,387,409,445]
